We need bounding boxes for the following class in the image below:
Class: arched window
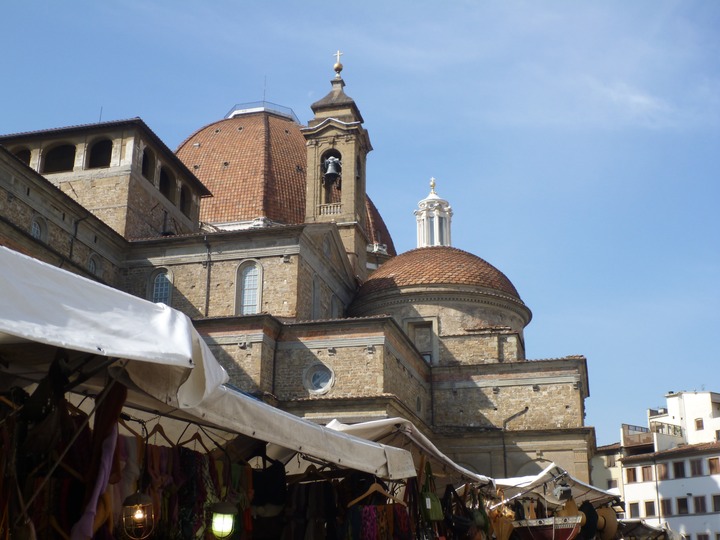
[13,148,31,166]
[179,184,192,216]
[141,147,156,181]
[87,139,112,169]
[42,143,76,173]
[159,167,176,203]
[30,216,47,242]
[87,255,98,275]
[151,269,172,305]
[236,261,262,315]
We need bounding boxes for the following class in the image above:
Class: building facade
[592,392,720,539]
[0,61,596,480]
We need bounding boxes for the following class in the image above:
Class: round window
[303,363,335,395]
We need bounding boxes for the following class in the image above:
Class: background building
[0,62,596,480]
[591,391,720,539]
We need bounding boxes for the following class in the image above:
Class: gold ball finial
[333,50,344,78]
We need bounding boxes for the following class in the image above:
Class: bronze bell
[323,157,342,182]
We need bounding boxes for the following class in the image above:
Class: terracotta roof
[621,440,720,463]
[356,246,522,299]
[596,442,622,452]
[365,197,397,257]
[176,111,307,225]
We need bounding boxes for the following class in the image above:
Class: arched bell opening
[320,149,342,204]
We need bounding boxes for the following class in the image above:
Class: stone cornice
[352,286,532,325]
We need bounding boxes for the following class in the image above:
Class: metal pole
[502,406,529,477]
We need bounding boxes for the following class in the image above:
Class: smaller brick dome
[356,246,522,300]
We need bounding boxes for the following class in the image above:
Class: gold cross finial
[333,50,344,77]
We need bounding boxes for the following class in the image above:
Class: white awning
[494,463,617,509]
[0,247,416,479]
[326,417,492,487]
[191,387,417,480]
[0,246,227,408]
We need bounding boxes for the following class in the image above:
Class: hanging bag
[420,463,444,523]
[442,484,474,538]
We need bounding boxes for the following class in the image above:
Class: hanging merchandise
[441,484,475,539]
[251,453,288,539]
[468,487,490,538]
[419,463,444,523]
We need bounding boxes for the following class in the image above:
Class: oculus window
[303,363,334,395]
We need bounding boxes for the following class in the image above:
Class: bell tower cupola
[415,177,453,248]
[303,52,372,279]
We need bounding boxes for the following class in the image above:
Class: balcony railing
[622,424,653,445]
[650,421,683,437]
[318,203,342,216]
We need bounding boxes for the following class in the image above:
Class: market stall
[490,463,622,540]
[0,247,417,539]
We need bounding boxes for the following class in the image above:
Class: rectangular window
[607,454,616,467]
[713,494,720,512]
[677,497,689,515]
[644,501,656,517]
[657,462,669,480]
[626,468,637,483]
[708,457,719,475]
[690,459,703,476]
[696,418,704,430]
[673,461,686,478]
[698,535,709,540]
[642,465,653,482]
[628,502,639,518]
[409,321,434,364]
[660,498,672,517]
[694,496,707,513]
[607,479,618,490]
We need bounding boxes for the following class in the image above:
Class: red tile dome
[356,246,522,300]
[176,111,307,226]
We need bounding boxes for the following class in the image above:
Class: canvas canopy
[0,246,225,409]
[0,246,416,479]
[326,417,493,487]
[617,520,675,540]
[493,462,618,509]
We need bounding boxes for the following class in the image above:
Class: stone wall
[0,149,125,286]
[441,331,524,364]
[274,325,386,400]
[432,358,588,430]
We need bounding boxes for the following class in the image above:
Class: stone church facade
[0,61,596,481]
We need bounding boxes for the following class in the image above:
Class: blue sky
[3,1,719,447]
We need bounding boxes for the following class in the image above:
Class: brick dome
[176,110,307,226]
[175,108,395,255]
[356,246,522,300]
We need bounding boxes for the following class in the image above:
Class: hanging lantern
[210,501,237,539]
[121,492,155,539]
